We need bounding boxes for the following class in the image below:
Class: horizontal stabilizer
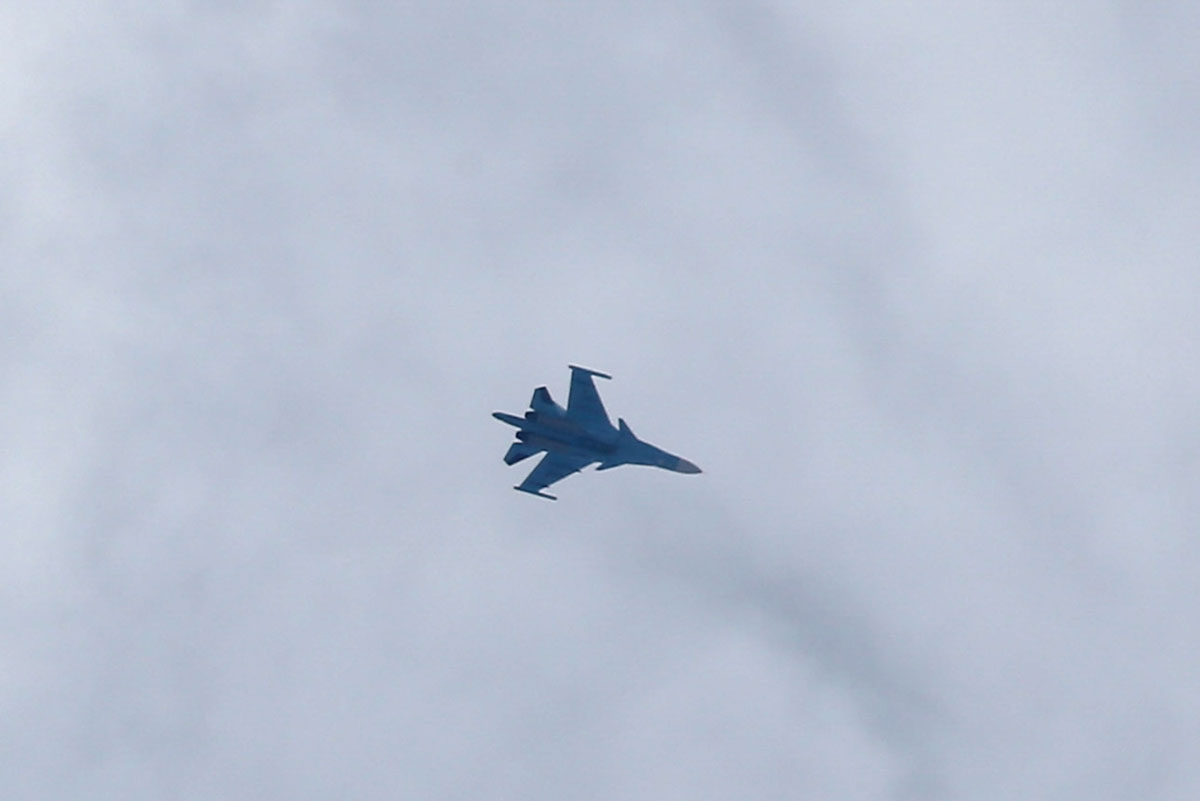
[504,442,541,465]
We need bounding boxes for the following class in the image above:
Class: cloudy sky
[4,2,1199,798]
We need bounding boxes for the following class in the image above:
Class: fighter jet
[493,365,701,500]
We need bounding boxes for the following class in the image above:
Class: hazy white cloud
[3,1,1198,799]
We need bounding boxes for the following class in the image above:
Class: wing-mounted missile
[514,485,557,501]
[568,365,612,380]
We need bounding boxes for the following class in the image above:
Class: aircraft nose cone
[675,458,702,474]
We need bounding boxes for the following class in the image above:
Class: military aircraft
[493,365,701,500]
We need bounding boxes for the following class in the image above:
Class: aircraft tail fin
[530,386,566,417]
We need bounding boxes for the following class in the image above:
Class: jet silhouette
[493,365,701,500]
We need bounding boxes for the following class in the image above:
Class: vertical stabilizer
[530,386,566,417]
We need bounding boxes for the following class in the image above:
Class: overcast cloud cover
[3,2,1199,798]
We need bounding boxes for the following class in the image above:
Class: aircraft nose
[674,457,702,474]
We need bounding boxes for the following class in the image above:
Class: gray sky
[4,2,1198,799]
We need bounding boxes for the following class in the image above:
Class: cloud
[3,1,1199,799]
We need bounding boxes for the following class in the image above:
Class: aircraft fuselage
[492,411,615,458]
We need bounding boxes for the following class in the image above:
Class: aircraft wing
[514,452,594,500]
[566,365,613,430]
